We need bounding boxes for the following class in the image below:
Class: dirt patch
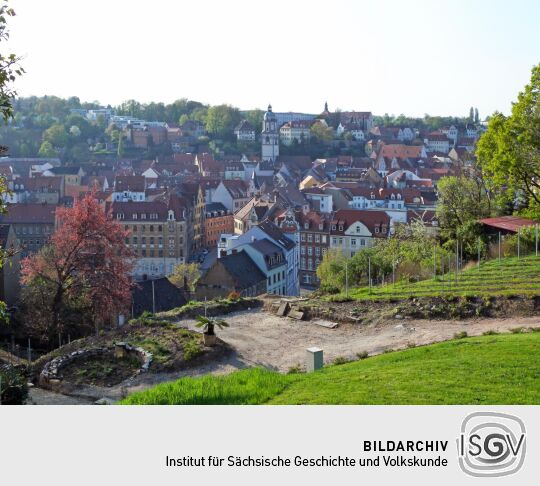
[177,308,540,372]
[60,353,140,387]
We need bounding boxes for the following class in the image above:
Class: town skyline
[6,0,540,118]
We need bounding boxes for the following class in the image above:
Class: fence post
[518,229,520,259]
[498,232,501,262]
[478,238,481,270]
[345,262,349,297]
[368,257,372,293]
[534,223,538,256]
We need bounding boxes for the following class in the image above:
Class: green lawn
[121,332,540,405]
[348,255,540,300]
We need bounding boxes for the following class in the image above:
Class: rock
[288,310,305,320]
[94,398,114,405]
[394,324,404,330]
[394,314,403,320]
[277,302,290,317]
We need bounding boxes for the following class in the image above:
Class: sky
[5,0,540,117]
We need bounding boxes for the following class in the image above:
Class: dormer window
[338,225,343,231]
[375,226,380,233]
[132,214,138,220]
[304,222,309,229]
[319,223,324,231]
[141,213,147,219]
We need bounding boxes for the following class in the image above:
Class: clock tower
[261,104,279,163]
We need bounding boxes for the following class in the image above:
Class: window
[332,237,337,245]
[315,234,320,243]
[132,213,138,220]
[351,239,356,246]
[307,247,313,256]
[307,234,313,243]
[315,247,320,256]
[300,233,306,242]
[141,213,147,219]
[338,225,343,231]
[375,226,379,233]
[300,246,305,255]
[360,239,365,246]
[321,235,327,244]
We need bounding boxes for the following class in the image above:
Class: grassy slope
[122,332,540,405]
[349,255,540,300]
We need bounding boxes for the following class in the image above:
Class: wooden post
[345,262,349,297]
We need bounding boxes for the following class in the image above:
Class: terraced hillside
[349,255,540,300]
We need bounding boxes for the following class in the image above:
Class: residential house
[44,165,85,186]
[112,176,146,202]
[212,180,251,212]
[110,197,189,279]
[0,203,57,257]
[218,220,299,295]
[329,209,390,257]
[302,187,333,213]
[195,251,267,299]
[298,211,331,286]
[234,120,256,141]
[424,133,450,153]
[237,239,288,295]
[279,120,313,145]
[204,202,234,247]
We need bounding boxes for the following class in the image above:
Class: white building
[279,120,313,145]
[218,220,299,295]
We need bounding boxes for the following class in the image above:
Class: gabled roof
[218,251,266,289]
[258,220,295,251]
[1,203,57,224]
[247,239,286,270]
[331,209,390,236]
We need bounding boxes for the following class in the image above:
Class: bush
[510,327,525,334]
[483,330,499,336]
[356,351,369,359]
[333,356,350,365]
[0,366,28,405]
[227,291,241,301]
[454,331,468,339]
[287,364,303,374]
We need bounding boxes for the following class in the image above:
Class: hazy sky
[6,0,540,117]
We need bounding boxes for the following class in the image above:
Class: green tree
[436,175,490,240]
[0,1,23,123]
[38,140,56,157]
[117,132,125,158]
[310,121,334,142]
[169,262,200,291]
[205,104,241,138]
[477,64,540,213]
[43,123,69,147]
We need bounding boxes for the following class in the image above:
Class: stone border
[39,343,153,391]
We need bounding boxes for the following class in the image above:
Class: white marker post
[306,347,323,373]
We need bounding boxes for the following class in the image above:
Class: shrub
[356,351,369,359]
[227,291,241,301]
[482,330,499,336]
[454,331,468,339]
[332,356,350,365]
[0,366,28,405]
[510,327,525,334]
[287,364,303,374]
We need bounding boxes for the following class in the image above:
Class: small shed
[478,216,537,235]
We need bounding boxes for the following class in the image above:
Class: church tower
[261,104,279,163]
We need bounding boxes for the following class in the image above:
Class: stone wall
[39,343,153,391]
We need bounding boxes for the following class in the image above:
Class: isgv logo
[457,412,526,477]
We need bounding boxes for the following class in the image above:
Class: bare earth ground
[28,309,540,404]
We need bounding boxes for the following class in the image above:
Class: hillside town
[0,102,485,311]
